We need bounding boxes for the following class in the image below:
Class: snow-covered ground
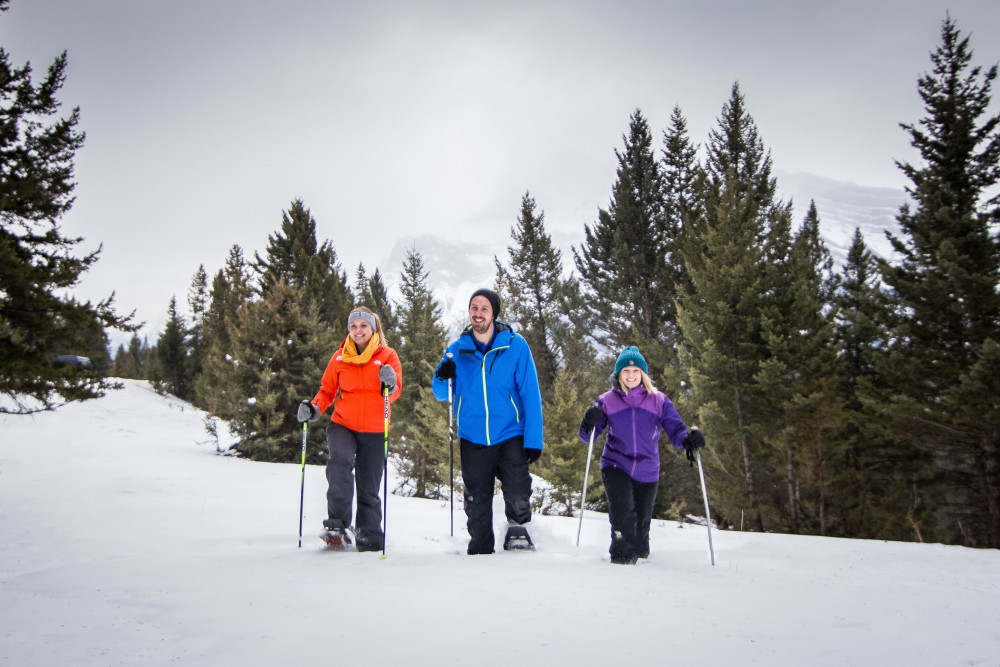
[2,380,998,666]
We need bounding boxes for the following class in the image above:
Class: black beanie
[469,288,501,319]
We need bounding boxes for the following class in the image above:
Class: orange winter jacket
[312,335,403,434]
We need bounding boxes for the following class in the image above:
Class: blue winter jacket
[433,322,544,452]
[578,384,688,483]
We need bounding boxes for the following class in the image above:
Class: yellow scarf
[341,333,380,365]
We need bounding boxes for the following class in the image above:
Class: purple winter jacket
[578,384,689,483]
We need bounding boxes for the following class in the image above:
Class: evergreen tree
[675,83,785,533]
[186,265,208,389]
[534,370,600,516]
[880,16,1000,547]
[392,247,448,497]
[574,109,670,352]
[653,105,703,377]
[496,192,562,393]
[254,198,353,328]
[110,334,148,379]
[832,229,919,540]
[191,245,255,414]
[532,274,603,402]
[228,279,335,462]
[397,384,452,499]
[254,198,318,293]
[152,297,190,399]
[762,201,841,534]
[0,9,136,413]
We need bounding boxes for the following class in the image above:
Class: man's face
[469,296,494,334]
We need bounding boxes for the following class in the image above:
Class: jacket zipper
[475,341,510,447]
[630,404,638,478]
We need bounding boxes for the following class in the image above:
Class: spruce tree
[392,247,448,497]
[574,109,670,352]
[254,199,353,328]
[0,9,136,413]
[152,297,190,399]
[254,198,318,293]
[880,16,1000,547]
[654,105,703,376]
[227,279,334,462]
[675,83,785,532]
[111,334,148,380]
[833,228,918,540]
[496,192,562,393]
[533,370,600,516]
[191,245,255,414]
[761,202,841,534]
[186,265,208,390]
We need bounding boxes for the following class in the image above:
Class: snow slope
[2,380,998,666]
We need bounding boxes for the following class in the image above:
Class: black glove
[297,400,319,423]
[581,406,602,431]
[378,364,397,394]
[524,447,541,464]
[435,357,456,380]
[683,428,705,451]
[683,427,705,465]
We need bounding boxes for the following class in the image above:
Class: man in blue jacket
[433,288,544,554]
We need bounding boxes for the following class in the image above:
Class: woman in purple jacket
[579,346,705,564]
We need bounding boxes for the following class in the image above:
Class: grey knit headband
[348,311,377,330]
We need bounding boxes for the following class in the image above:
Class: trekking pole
[382,386,390,557]
[694,443,715,566]
[446,352,454,537]
[576,427,597,547]
[298,421,307,548]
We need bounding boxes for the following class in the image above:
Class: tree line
[4,6,998,548]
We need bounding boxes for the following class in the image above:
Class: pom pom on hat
[614,346,647,377]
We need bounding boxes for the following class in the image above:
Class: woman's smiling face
[620,366,642,389]
[349,318,373,349]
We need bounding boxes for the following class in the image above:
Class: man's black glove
[524,447,541,464]
[378,364,397,394]
[683,427,705,464]
[297,400,319,423]
[435,357,456,380]
[582,406,602,431]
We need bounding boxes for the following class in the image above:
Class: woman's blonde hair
[348,305,387,345]
[617,368,656,395]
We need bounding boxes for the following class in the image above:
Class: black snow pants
[601,465,658,563]
[325,422,385,551]
[460,436,533,555]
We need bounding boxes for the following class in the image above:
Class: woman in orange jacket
[297,306,402,551]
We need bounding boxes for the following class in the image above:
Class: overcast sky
[4,0,999,344]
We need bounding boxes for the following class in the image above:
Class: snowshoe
[319,527,356,551]
[503,524,535,551]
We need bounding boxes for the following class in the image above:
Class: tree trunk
[981,434,1000,548]
[786,449,799,534]
[734,380,763,532]
[815,432,828,536]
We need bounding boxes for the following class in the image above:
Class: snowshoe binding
[503,524,535,551]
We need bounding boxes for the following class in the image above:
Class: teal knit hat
[614,346,647,377]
